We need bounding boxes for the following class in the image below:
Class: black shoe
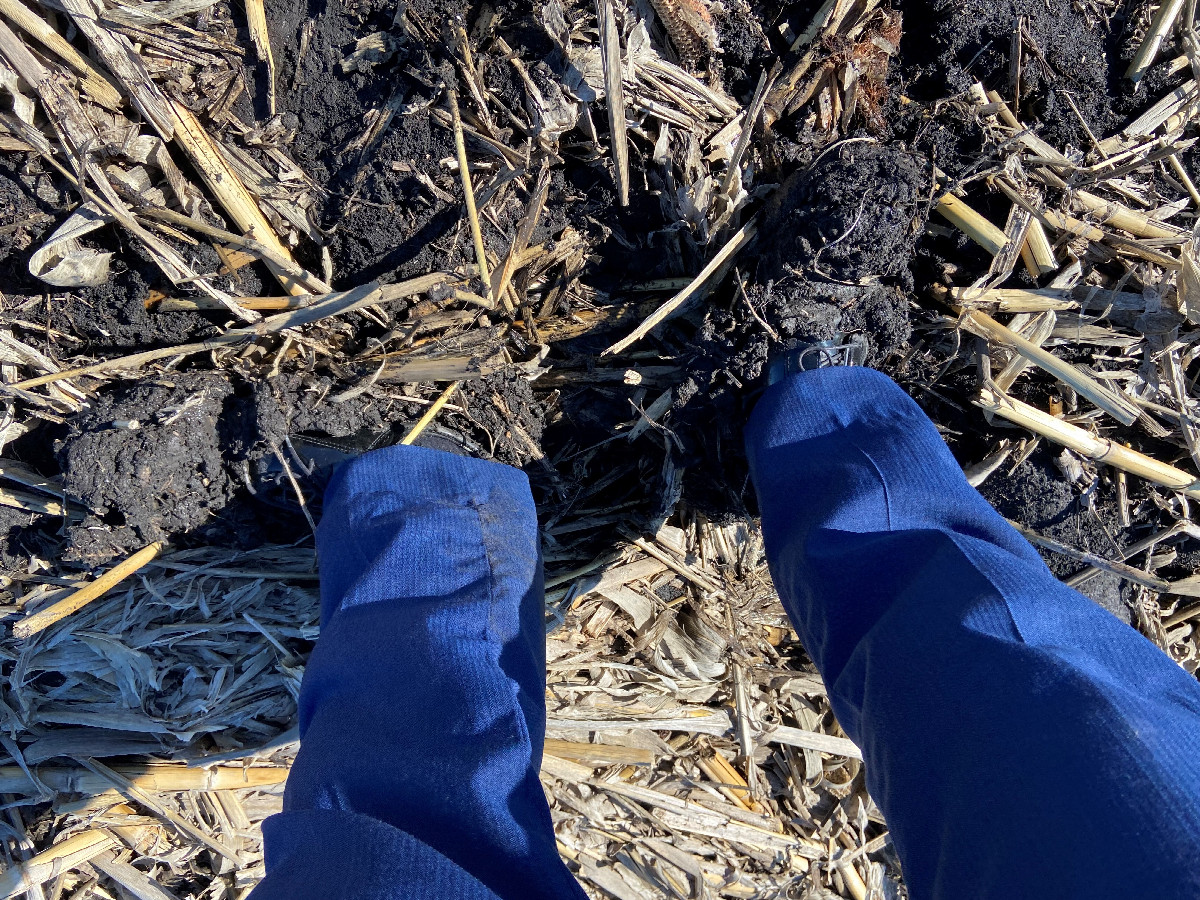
[767,334,868,385]
[250,423,483,514]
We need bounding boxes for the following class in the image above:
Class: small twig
[605,220,757,356]
[447,86,493,306]
[735,270,779,341]
[270,441,316,537]
[168,101,306,296]
[1169,152,1200,206]
[400,381,462,445]
[14,541,164,640]
[1009,520,1171,592]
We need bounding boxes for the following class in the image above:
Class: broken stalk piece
[447,86,494,307]
[14,541,164,639]
[976,387,1200,497]
[1126,0,1187,83]
[400,381,462,445]
[604,219,757,355]
[961,309,1141,426]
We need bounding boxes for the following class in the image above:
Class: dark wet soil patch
[0,0,1195,620]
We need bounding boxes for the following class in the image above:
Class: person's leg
[746,367,1200,900]
[253,446,585,900]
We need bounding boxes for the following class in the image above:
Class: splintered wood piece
[543,740,654,767]
[490,162,550,305]
[92,852,181,900]
[244,0,275,115]
[597,0,629,206]
[15,541,164,639]
[1071,189,1186,240]
[0,0,121,109]
[168,101,306,296]
[1022,219,1056,275]
[0,483,73,517]
[697,749,761,812]
[762,724,862,759]
[0,763,289,796]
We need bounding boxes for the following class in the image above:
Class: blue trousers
[252,368,1200,900]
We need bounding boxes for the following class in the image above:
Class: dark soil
[51,370,408,561]
[0,160,59,298]
[682,141,929,404]
[749,140,928,351]
[907,0,1118,149]
[0,0,1194,623]
[46,363,551,561]
[57,374,248,561]
[661,140,929,520]
[264,0,462,287]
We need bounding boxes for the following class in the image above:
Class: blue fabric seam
[468,496,543,860]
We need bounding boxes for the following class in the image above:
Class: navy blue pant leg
[746,367,1200,900]
[253,446,586,900]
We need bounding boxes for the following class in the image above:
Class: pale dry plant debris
[4,0,1200,896]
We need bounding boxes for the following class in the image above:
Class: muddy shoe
[251,422,484,513]
[767,334,868,385]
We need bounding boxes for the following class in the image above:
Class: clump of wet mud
[750,140,929,351]
[53,371,418,562]
[682,139,930,409]
[49,365,548,562]
[662,141,932,522]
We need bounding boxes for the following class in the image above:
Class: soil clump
[0,0,1193,620]
[674,140,929,446]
